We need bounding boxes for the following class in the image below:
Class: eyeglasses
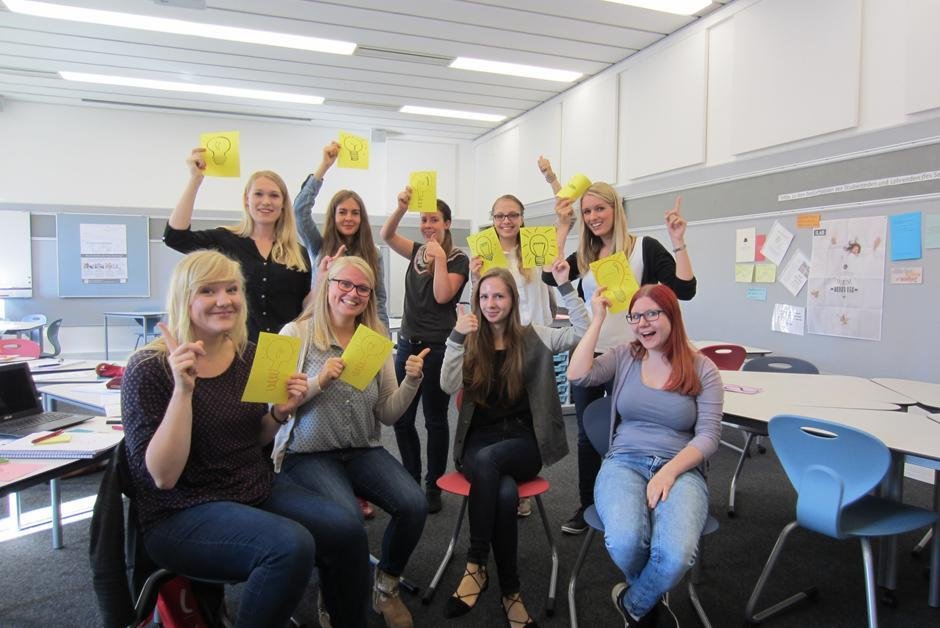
[330,278,372,297]
[492,212,522,222]
[626,309,664,324]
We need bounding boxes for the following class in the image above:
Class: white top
[506,246,554,326]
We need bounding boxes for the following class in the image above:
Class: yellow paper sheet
[796,213,821,228]
[340,324,394,391]
[589,252,639,314]
[519,226,558,268]
[200,131,240,178]
[735,263,755,283]
[466,227,508,272]
[557,173,591,200]
[338,131,369,169]
[754,263,777,283]
[241,332,301,403]
[408,171,437,212]
[35,433,72,445]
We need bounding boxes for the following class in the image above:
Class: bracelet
[673,244,687,254]
[544,173,557,183]
[270,408,289,425]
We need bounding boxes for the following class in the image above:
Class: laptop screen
[0,362,42,420]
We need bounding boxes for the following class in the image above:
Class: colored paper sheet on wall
[338,131,369,169]
[760,220,794,266]
[519,226,558,268]
[926,213,940,249]
[242,332,301,403]
[408,171,437,212]
[888,212,922,261]
[466,227,508,273]
[590,252,638,314]
[746,286,768,301]
[557,174,591,200]
[779,249,810,296]
[735,227,756,262]
[797,213,821,228]
[754,263,777,283]
[735,263,755,283]
[340,324,394,391]
[200,131,240,177]
[772,304,805,335]
[754,234,766,261]
[890,266,923,284]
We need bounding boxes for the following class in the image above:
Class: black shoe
[560,507,588,535]
[444,564,488,618]
[426,488,442,514]
[501,592,540,627]
[611,583,642,627]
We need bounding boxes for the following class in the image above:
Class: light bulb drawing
[529,232,548,266]
[349,336,386,380]
[343,136,364,161]
[596,259,627,304]
[478,238,494,261]
[263,337,293,393]
[206,136,231,165]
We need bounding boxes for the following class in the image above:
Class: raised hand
[317,357,345,391]
[469,255,484,283]
[397,186,413,213]
[318,244,348,274]
[274,373,309,418]
[158,322,205,393]
[590,290,612,321]
[538,155,554,177]
[322,141,340,168]
[404,347,431,381]
[454,303,478,335]
[550,257,571,285]
[186,147,207,178]
[664,196,686,245]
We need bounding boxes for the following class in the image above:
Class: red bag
[96,362,125,378]
[146,576,210,628]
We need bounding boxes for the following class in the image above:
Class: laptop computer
[0,362,95,437]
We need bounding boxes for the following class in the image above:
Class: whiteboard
[0,210,32,297]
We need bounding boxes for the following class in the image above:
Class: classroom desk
[28,358,98,373]
[103,311,165,359]
[720,369,916,410]
[0,319,44,337]
[693,340,772,357]
[872,378,940,412]
[40,382,119,416]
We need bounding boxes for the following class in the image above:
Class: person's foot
[443,563,488,618]
[373,569,413,627]
[426,488,442,514]
[516,497,532,518]
[501,592,540,627]
[560,507,588,535]
[358,496,375,519]
[610,583,642,627]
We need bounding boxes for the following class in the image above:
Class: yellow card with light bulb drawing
[200,131,240,178]
[520,226,558,269]
[338,131,369,169]
[241,332,301,403]
[340,324,394,391]
[590,252,639,314]
[407,171,437,213]
[466,228,508,273]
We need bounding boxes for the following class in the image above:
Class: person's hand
[158,322,205,393]
[186,148,207,179]
[397,186,413,212]
[550,257,570,285]
[274,373,309,417]
[454,304,478,335]
[647,467,678,509]
[469,256,484,283]
[590,290,611,321]
[538,155,554,176]
[664,196,686,247]
[320,141,340,171]
[317,244,347,274]
[554,196,575,227]
[424,239,445,263]
[317,357,345,390]
[404,347,431,381]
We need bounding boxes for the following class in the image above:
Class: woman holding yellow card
[272,255,429,628]
[539,163,696,537]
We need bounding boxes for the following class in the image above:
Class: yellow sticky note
[754,263,777,283]
[340,324,394,391]
[520,226,558,268]
[200,131,240,178]
[557,173,591,200]
[735,263,755,283]
[242,332,301,403]
[590,252,639,314]
[338,131,369,169]
[408,171,437,212]
[466,227,508,273]
[35,433,71,445]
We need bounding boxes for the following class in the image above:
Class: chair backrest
[0,338,41,358]
[743,356,819,374]
[699,344,747,370]
[43,319,63,357]
[583,396,612,457]
[768,414,890,538]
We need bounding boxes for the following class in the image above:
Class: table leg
[876,454,904,590]
[49,479,62,549]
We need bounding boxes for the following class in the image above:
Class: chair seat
[436,471,550,498]
[583,504,603,531]
[841,495,938,538]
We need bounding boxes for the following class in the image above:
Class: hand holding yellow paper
[520,226,558,268]
[339,131,369,169]
[735,263,755,283]
[557,173,591,200]
[466,228,508,272]
[754,263,777,283]
[590,252,639,314]
[408,171,437,213]
[340,325,394,391]
[242,332,301,403]
[200,131,240,177]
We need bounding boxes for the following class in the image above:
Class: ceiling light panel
[400,105,505,122]
[450,57,581,83]
[601,0,712,16]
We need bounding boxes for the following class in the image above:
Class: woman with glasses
[272,255,429,628]
[567,284,722,627]
[539,157,696,537]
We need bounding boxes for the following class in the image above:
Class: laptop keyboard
[5,411,80,429]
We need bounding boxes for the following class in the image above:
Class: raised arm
[293,142,340,256]
[566,291,609,382]
[169,148,206,230]
[375,254,391,332]
[375,349,427,424]
[440,305,476,394]
[665,196,693,282]
[425,240,466,304]
[380,186,416,258]
[538,155,562,195]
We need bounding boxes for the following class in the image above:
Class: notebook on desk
[0,428,123,459]
[0,362,95,437]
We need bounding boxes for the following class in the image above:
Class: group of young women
[121,146,721,627]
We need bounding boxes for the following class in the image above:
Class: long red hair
[629,284,701,396]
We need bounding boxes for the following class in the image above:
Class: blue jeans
[570,372,613,509]
[393,339,450,492]
[143,476,370,628]
[594,453,708,619]
[280,446,427,576]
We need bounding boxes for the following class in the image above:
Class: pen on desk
[31,429,66,444]
[105,419,122,425]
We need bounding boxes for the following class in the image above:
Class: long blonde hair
[226,170,309,272]
[298,256,386,351]
[575,182,635,275]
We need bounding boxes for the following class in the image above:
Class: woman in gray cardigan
[440,264,589,628]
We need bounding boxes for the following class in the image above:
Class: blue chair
[567,396,717,627]
[39,318,62,358]
[745,414,937,626]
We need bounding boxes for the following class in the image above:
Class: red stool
[421,471,558,615]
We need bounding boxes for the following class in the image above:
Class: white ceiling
[0,0,729,141]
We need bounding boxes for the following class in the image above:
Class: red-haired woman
[566,284,722,626]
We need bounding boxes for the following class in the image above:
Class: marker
[105,419,122,425]
[31,429,66,444]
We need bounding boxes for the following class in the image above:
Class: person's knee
[604,528,645,566]
[396,482,430,522]
[268,522,317,579]
[651,543,696,582]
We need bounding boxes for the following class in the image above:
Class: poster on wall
[79,223,128,283]
[806,216,886,341]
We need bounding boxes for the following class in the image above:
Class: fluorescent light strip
[59,71,324,105]
[601,0,712,16]
[3,0,356,54]
[449,57,581,83]
[399,105,505,123]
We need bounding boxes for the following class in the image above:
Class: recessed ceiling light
[399,105,505,123]
[59,71,325,105]
[601,0,712,16]
[2,0,356,54]
[449,57,581,83]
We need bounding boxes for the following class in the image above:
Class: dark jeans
[143,476,370,628]
[280,446,427,577]
[460,420,542,595]
[570,371,613,509]
[393,339,450,492]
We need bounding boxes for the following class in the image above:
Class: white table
[103,311,165,359]
[0,319,44,335]
[693,340,772,357]
[872,378,940,412]
[720,370,916,411]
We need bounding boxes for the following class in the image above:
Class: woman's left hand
[404,347,430,380]
[424,239,445,263]
[664,196,686,246]
[318,244,347,274]
[550,257,570,284]
[274,372,309,418]
[646,467,677,509]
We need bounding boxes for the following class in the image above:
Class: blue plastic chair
[745,414,937,627]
